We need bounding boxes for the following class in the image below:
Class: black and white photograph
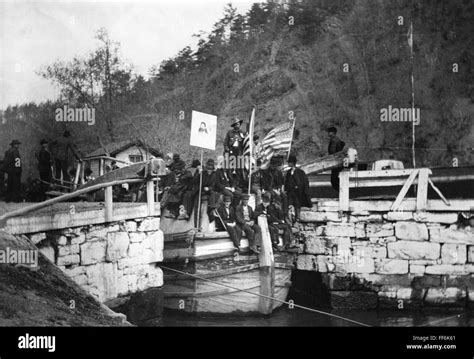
[0,0,473,355]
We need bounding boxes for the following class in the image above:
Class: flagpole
[196,149,203,231]
[247,107,255,195]
[410,21,416,168]
[287,118,296,161]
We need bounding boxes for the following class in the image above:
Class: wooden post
[99,158,104,177]
[105,185,113,222]
[146,180,155,216]
[80,161,85,185]
[390,169,419,211]
[257,216,275,315]
[73,161,81,190]
[416,168,430,212]
[339,171,350,212]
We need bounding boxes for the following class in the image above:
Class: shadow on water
[157,269,474,327]
[158,307,474,327]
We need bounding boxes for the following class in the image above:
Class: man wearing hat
[327,126,346,190]
[250,159,264,205]
[50,130,81,183]
[224,117,245,157]
[235,194,261,254]
[265,155,289,217]
[4,139,22,202]
[162,157,188,218]
[215,167,242,208]
[212,195,241,251]
[179,159,201,220]
[193,159,219,222]
[36,139,53,200]
[285,154,312,221]
[253,192,281,250]
[169,153,186,173]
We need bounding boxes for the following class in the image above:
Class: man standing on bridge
[50,130,81,184]
[36,139,53,201]
[327,126,345,191]
[4,139,22,202]
[285,154,312,222]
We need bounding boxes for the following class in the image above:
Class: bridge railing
[338,168,450,212]
[0,176,159,226]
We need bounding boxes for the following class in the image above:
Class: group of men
[0,130,81,202]
[157,117,344,253]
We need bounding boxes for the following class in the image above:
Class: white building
[84,140,161,177]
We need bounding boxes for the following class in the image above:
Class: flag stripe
[259,120,294,168]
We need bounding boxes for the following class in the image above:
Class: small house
[84,140,161,177]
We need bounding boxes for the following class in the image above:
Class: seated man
[161,161,187,218]
[212,195,241,251]
[253,192,280,251]
[235,194,261,254]
[250,159,264,205]
[271,195,295,249]
[215,167,242,208]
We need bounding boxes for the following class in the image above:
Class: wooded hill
[1,0,473,180]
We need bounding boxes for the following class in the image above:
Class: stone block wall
[28,217,164,303]
[295,210,474,308]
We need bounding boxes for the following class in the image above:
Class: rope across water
[159,264,372,327]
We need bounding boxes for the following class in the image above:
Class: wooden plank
[390,169,419,211]
[0,178,151,224]
[257,216,275,314]
[310,199,474,212]
[348,169,417,178]
[104,186,113,222]
[428,178,450,206]
[339,171,350,212]
[416,168,430,211]
[299,150,348,175]
[4,203,160,234]
[146,180,155,216]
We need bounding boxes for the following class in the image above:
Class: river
[159,307,474,327]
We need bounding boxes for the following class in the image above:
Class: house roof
[85,140,161,158]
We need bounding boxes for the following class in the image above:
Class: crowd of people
[154,117,342,253]
[157,151,312,252]
[0,130,82,202]
[0,119,345,254]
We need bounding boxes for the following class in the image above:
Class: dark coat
[253,203,281,224]
[328,136,345,155]
[201,171,216,194]
[285,167,312,208]
[224,129,245,154]
[38,148,52,171]
[251,169,264,188]
[50,136,80,161]
[235,204,255,225]
[213,204,237,231]
[4,148,22,174]
[215,169,238,192]
[264,168,284,190]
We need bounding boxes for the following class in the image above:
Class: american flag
[242,108,255,170]
[260,120,295,168]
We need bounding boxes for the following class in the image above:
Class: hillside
[0,230,129,326]
[1,0,473,180]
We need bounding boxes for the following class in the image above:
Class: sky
[0,0,255,109]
